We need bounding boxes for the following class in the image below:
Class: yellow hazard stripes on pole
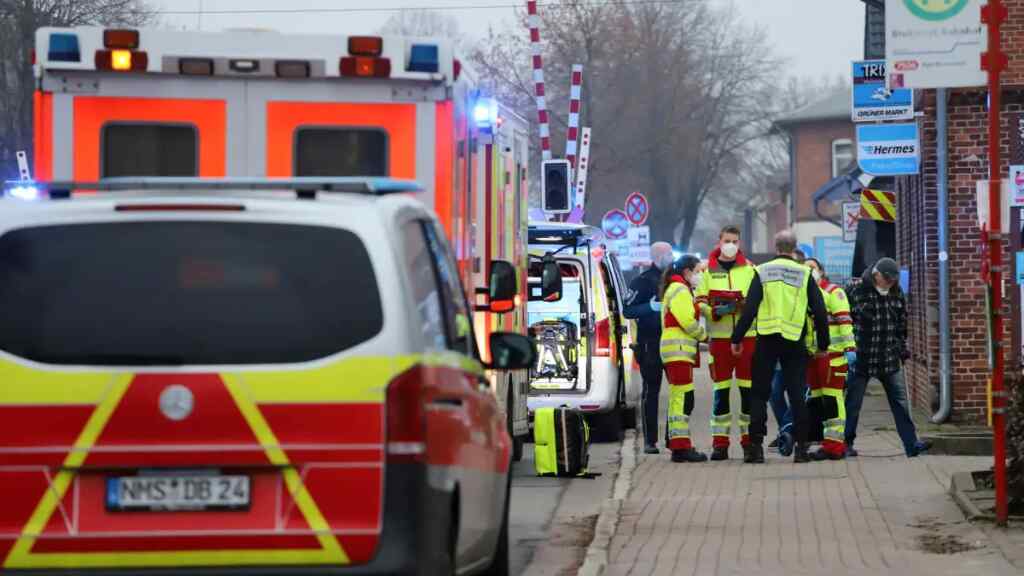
[859,189,897,223]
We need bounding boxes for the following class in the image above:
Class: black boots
[644,444,660,454]
[743,444,765,464]
[793,443,811,463]
[710,446,729,461]
[671,448,708,463]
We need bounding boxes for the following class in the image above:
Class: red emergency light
[95,49,148,72]
[348,36,383,57]
[103,29,140,50]
[340,57,391,78]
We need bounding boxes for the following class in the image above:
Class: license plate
[106,474,250,512]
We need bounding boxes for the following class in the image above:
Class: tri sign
[852,61,913,123]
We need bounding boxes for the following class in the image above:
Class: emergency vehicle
[31,26,531,458]
[0,177,532,574]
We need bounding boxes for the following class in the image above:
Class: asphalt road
[509,434,623,575]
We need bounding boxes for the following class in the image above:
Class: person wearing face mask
[624,241,676,454]
[802,259,855,460]
[730,230,830,464]
[694,225,757,461]
[843,257,932,458]
[659,255,709,462]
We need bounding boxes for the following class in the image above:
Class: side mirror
[488,260,518,314]
[541,255,562,301]
[486,332,537,371]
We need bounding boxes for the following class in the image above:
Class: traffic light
[542,159,571,214]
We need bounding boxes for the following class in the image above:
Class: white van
[526,223,639,442]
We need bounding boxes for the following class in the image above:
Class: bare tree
[378,9,464,51]
[470,0,782,250]
[0,0,153,178]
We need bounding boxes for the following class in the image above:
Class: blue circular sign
[602,209,630,240]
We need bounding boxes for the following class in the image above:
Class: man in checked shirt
[843,257,932,458]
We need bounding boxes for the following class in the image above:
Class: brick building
[897,0,1024,423]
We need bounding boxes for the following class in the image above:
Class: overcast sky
[150,0,864,81]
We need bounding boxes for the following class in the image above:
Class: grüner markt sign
[886,0,985,89]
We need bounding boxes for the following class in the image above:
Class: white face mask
[720,242,739,259]
[812,270,822,283]
[686,272,701,289]
[876,285,889,296]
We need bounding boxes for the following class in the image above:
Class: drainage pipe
[932,87,953,424]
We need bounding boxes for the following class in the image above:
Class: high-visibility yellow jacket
[695,250,756,340]
[660,277,706,365]
[805,280,856,354]
[755,258,810,342]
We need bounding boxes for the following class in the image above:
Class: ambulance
[31,26,531,458]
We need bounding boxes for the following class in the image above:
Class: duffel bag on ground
[533,407,591,477]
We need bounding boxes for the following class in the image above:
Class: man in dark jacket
[624,241,675,454]
[844,257,932,458]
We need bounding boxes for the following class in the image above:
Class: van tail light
[104,29,140,49]
[340,57,391,78]
[386,366,427,463]
[96,49,147,72]
[348,36,383,57]
[595,318,611,357]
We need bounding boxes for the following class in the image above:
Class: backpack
[533,407,592,477]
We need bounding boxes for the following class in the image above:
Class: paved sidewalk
[604,368,1023,576]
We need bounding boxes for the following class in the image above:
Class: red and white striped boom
[526,0,551,161]
[565,64,583,170]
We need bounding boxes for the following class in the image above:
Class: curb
[949,471,997,522]
[578,429,636,576]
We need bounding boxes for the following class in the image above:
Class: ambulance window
[0,222,384,366]
[294,128,388,177]
[102,123,198,177]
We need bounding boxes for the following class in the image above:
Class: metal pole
[932,88,953,424]
[982,0,1008,527]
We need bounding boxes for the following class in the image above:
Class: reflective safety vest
[660,279,706,365]
[755,258,809,342]
[805,281,856,354]
[695,255,756,340]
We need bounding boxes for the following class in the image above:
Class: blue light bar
[48,33,81,63]
[407,44,439,73]
[6,184,41,200]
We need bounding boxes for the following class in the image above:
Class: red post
[982,0,1009,527]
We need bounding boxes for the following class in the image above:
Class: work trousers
[636,339,664,447]
[807,354,847,457]
[665,362,695,451]
[709,338,754,447]
[750,334,809,446]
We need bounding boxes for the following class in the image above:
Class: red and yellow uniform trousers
[806,282,855,457]
[807,353,848,456]
[695,256,757,449]
[660,278,706,452]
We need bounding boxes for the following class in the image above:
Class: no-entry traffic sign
[602,209,630,240]
[625,192,649,226]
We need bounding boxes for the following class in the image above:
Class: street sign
[885,0,986,89]
[852,60,913,123]
[602,209,630,240]
[814,236,855,286]
[842,202,861,242]
[627,226,651,265]
[625,192,649,226]
[1011,165,1024,206]
[856,123,920,176]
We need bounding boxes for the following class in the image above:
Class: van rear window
[295,128,388,177]
[0,222,383,366]
[102,123,198,177]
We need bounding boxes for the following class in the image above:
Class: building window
[832,138,854,178]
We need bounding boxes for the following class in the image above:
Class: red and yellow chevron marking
[859,189,897,223]
[0,354,434,571]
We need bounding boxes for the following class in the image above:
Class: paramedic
[660,255,709,463]
[731,230,830,464]
[625,241,676,454]
[694,225,756,461]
